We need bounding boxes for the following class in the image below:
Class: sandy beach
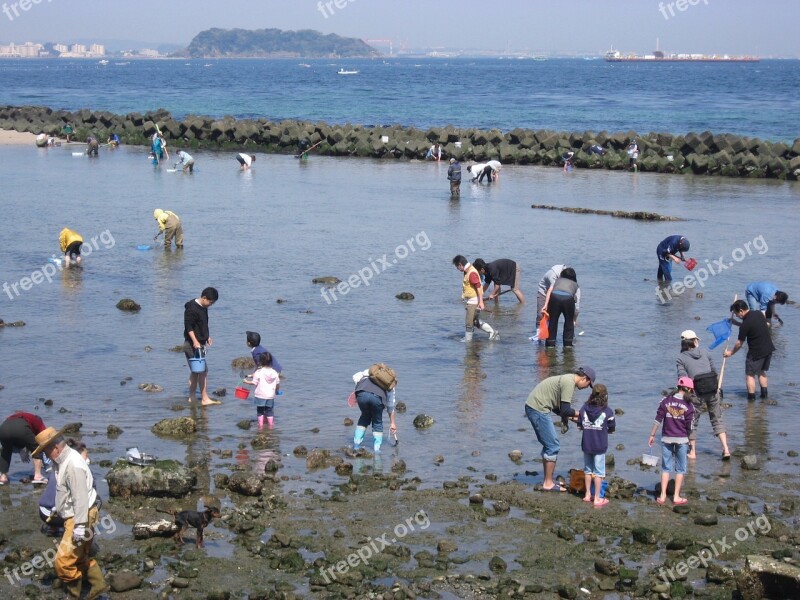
[0,129,39,145]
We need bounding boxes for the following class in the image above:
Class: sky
[1,0,798,57]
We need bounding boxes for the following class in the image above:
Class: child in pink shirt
[243,352,280,429]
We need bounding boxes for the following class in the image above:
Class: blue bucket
[188,349,206,373]
[590,480,608,499]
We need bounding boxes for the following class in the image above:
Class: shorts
[661,442,688,475]
[745,353,771,376]
[583,453,606,477]
[65,241,82,257]
[237,156,247,166]
[525,405,559,461]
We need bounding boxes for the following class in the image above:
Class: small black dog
[156,506,221,548]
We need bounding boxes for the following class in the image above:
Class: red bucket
[235,386,250,400]
[684,258,698,271]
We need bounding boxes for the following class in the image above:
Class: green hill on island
[184,28,378,58]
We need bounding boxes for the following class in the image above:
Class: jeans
[525,405,559,461]
[657,256,674,281]
[661,442,688,475]
[583,452,606,477]
[356,391,385,433]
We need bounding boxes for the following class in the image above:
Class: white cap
[680,330,699,341]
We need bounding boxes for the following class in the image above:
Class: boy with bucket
[183,287,221,406]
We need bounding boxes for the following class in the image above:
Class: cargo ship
[604,41,759,63]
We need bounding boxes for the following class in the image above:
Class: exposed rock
[741,455,762,470]
[109,570,143,592]
[116,298,141,312]
[138,383,164,393]
[251,434,270,449]
[107,424,123,437]
[306,448,330,469]
[738,554,800,600]
[413,414,435,429]
[343,417,353,426]
[632,527,657,545]
[530,204,681,221]
[395,401,407,413]
[395,292,415,300]
[151,416,196,437]
[237,419,252,430]
[335,462,353,476]
[62,422,82,434]
[508,450,523,462]
[227,472,264,496]
[437,539,458,553]
[106,460,196,498]
[132,519,179,539]
[695,514,719,526]
[0,320,25,327]
[489,556,507,572]
[594,558,618,577]
[312,276,341,285]
[231,356,255,369]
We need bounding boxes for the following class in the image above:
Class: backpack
[368,363,397,391]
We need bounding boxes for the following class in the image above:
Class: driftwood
[530,204,682,221]
[132,519,179,540]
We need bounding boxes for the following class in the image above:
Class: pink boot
[267,416,274,429]
[257,416,264,430]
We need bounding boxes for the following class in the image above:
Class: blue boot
[353,426,366,450]
[373,432,384,454]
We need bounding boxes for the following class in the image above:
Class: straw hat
[32,426,65,457]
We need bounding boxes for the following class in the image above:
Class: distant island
[183,28,378,59]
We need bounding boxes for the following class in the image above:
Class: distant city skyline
[0,0,798,57]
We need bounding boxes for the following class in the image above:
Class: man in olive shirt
[525,367,596,492]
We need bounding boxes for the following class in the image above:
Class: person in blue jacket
[745,282,788,325]
[656,235,690,282]
[246,331,282,373]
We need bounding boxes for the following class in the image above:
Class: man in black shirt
[183,287,220,406]
[724,299,775,401]
[473,258,525,304]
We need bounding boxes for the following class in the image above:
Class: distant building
[70,43,87,55]
[0,42,44,57]
[53,43,68,54]
[90,44,105,56]
[139,48,160,58]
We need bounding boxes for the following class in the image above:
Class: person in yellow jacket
[153,209,184,249]
[59,228,83,267]
[452,254,498,342]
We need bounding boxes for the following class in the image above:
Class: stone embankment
[3,104,800,180]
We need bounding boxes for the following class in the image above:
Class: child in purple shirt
[578,384,615,507]
[648,377,695,506]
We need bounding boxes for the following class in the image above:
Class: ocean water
[1,57,800,141]
[0,143,798,499]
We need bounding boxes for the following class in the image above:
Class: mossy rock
[116,298,141,312]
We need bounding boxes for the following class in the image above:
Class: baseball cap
[677,376,694,390]
[680,330,699,341]
[577,366,596,387]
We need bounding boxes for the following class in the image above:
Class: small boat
[299,63,311,68]
[98,59,109,65]
[337,68,359,75]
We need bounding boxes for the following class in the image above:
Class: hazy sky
[1,0,798,56]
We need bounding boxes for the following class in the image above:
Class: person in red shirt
[0,411,48,485]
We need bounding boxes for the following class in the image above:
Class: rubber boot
[760,387,768,399]
[353,426,366,450]
[85,563,110,600]
[479,321,498,340]
[266,416,274,429]
[461,327,473,343]
[64,579,83,599]
[257,415,264,429]
[373,432,384,454]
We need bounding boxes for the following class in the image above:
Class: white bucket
[642,451,659,467]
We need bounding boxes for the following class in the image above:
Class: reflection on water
[457,345,485,437]
[743,401,770,457]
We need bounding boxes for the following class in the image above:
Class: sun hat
[577,366,596,387]
[680,330,699,341]
[677,376,694,390]
[32,426,65,457]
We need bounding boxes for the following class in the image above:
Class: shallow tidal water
[1,143,799,505]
